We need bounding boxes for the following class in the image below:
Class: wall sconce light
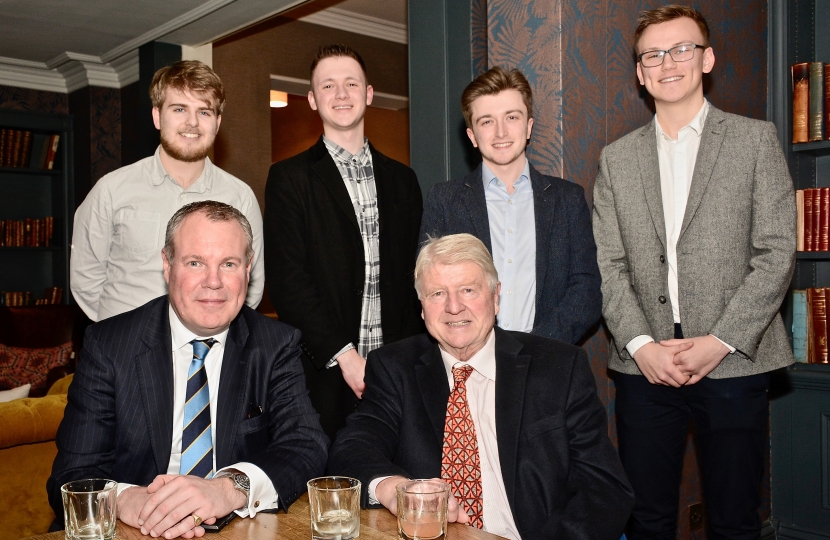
[270,90,288,108]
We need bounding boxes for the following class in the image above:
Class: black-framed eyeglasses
[638,44,706,67]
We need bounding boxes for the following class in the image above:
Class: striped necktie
[180,338,215,478]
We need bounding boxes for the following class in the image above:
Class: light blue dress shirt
[483,160,536,332]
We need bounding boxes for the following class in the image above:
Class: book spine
[45,134,60,170]
[821,188,830,250]
[19,131,32,169]
[813,189,822,251]
[794,62,811,143]
[810,288,829,363]
[10,130,23,167]
[810,63,825,141]
[797,190,805,251]
[805,188,815,250]
[793,289,809,362]
[3,129,14,167]
[0,128,5,166]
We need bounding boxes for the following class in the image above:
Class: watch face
[234,473,250,492]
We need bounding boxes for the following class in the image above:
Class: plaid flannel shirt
[324,136,384,360]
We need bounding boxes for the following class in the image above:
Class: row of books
[0,287,63,306]
[1,217,55,247]
[796,189,830,251]
[0,128,60,170]
[793,289,830,363]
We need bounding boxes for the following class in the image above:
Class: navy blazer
[328,328,634,539]
[47,296,328,523]
[419,163,601,344]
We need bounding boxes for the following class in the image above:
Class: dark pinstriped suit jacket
[47,296,328,524]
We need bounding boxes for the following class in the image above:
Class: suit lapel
[679,106,727,241]
[494,329,529,511]
[530,166,553,308]
[461,165,493,253]
[310,136,359,232]
[415,345,451,445]
[135,300,175,475]
[636,121,667,248]
[371,144,389,238]
[215,312,251,469]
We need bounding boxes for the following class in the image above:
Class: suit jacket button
[660,255,665,263]
[354,288,363,296]
[658,295,666,304]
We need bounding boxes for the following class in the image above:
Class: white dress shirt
[483,160,536,332]
[70,146,264,322]
[116,306,277,518]
[626,100,734,356]
[368,330,522,540]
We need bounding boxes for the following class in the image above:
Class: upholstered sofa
[0,374,72,540]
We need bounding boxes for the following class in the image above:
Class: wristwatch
[218,472,250,503]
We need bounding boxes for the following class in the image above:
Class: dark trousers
[301,353,359,441]
[615,347,770,540]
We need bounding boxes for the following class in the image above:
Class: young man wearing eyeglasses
[592,5,795,539]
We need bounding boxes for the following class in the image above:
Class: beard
[160,130,213,163]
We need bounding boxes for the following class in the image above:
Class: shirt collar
[323,135,371,165]
[482,159,531,191]
[439,329,497,384]
[168,304,229,352]
[655,99,709,142]
[150,146,214,193]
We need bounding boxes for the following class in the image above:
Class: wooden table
[27,493,506,540]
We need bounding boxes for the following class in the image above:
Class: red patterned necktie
[441,364,484,529]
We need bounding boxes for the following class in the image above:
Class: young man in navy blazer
[419,67,601,344]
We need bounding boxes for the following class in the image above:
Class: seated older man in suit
[48,201,328,539]
[328,233,633,540]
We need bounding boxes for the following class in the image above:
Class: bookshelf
[0,109,73,305]
[769,1,830,538]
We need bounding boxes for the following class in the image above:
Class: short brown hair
[415,234,498,299]
[310,44,368,84]
[633,4,710,54]
[460,66,533,129]
[150,60,226,115]
[164,201,253,264]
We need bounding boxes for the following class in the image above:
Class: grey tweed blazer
[592,104,796,378]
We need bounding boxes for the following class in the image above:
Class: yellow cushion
[0,394,67,449]
[47,373,73,396]
[0,441,58,540]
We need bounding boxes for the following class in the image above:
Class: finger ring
[192,515,203,527]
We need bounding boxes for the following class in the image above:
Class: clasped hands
[375,476,470,525]
[633,335,729,387]
[118,475,247,539]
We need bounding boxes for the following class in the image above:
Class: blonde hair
[150,60,226,115]
[414,234,498,298]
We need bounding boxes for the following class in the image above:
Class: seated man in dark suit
[328,233,633,540]
[48,201,328,539]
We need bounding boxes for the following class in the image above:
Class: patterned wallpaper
[0,85,68,114]
[485,0,768,538]
[89,87,122,183]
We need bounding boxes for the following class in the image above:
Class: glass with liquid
[307,476,361,540]
[396,480,449,540]
[61,479,117,540]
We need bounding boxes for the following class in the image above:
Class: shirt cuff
[625,335,655,358]
[327,343,356,368]
[116,482,137,498]
[216,463,278,518]
[709,334,736,354]
[368,476,391,505]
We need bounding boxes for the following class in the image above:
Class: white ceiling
[0,0,406,93]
